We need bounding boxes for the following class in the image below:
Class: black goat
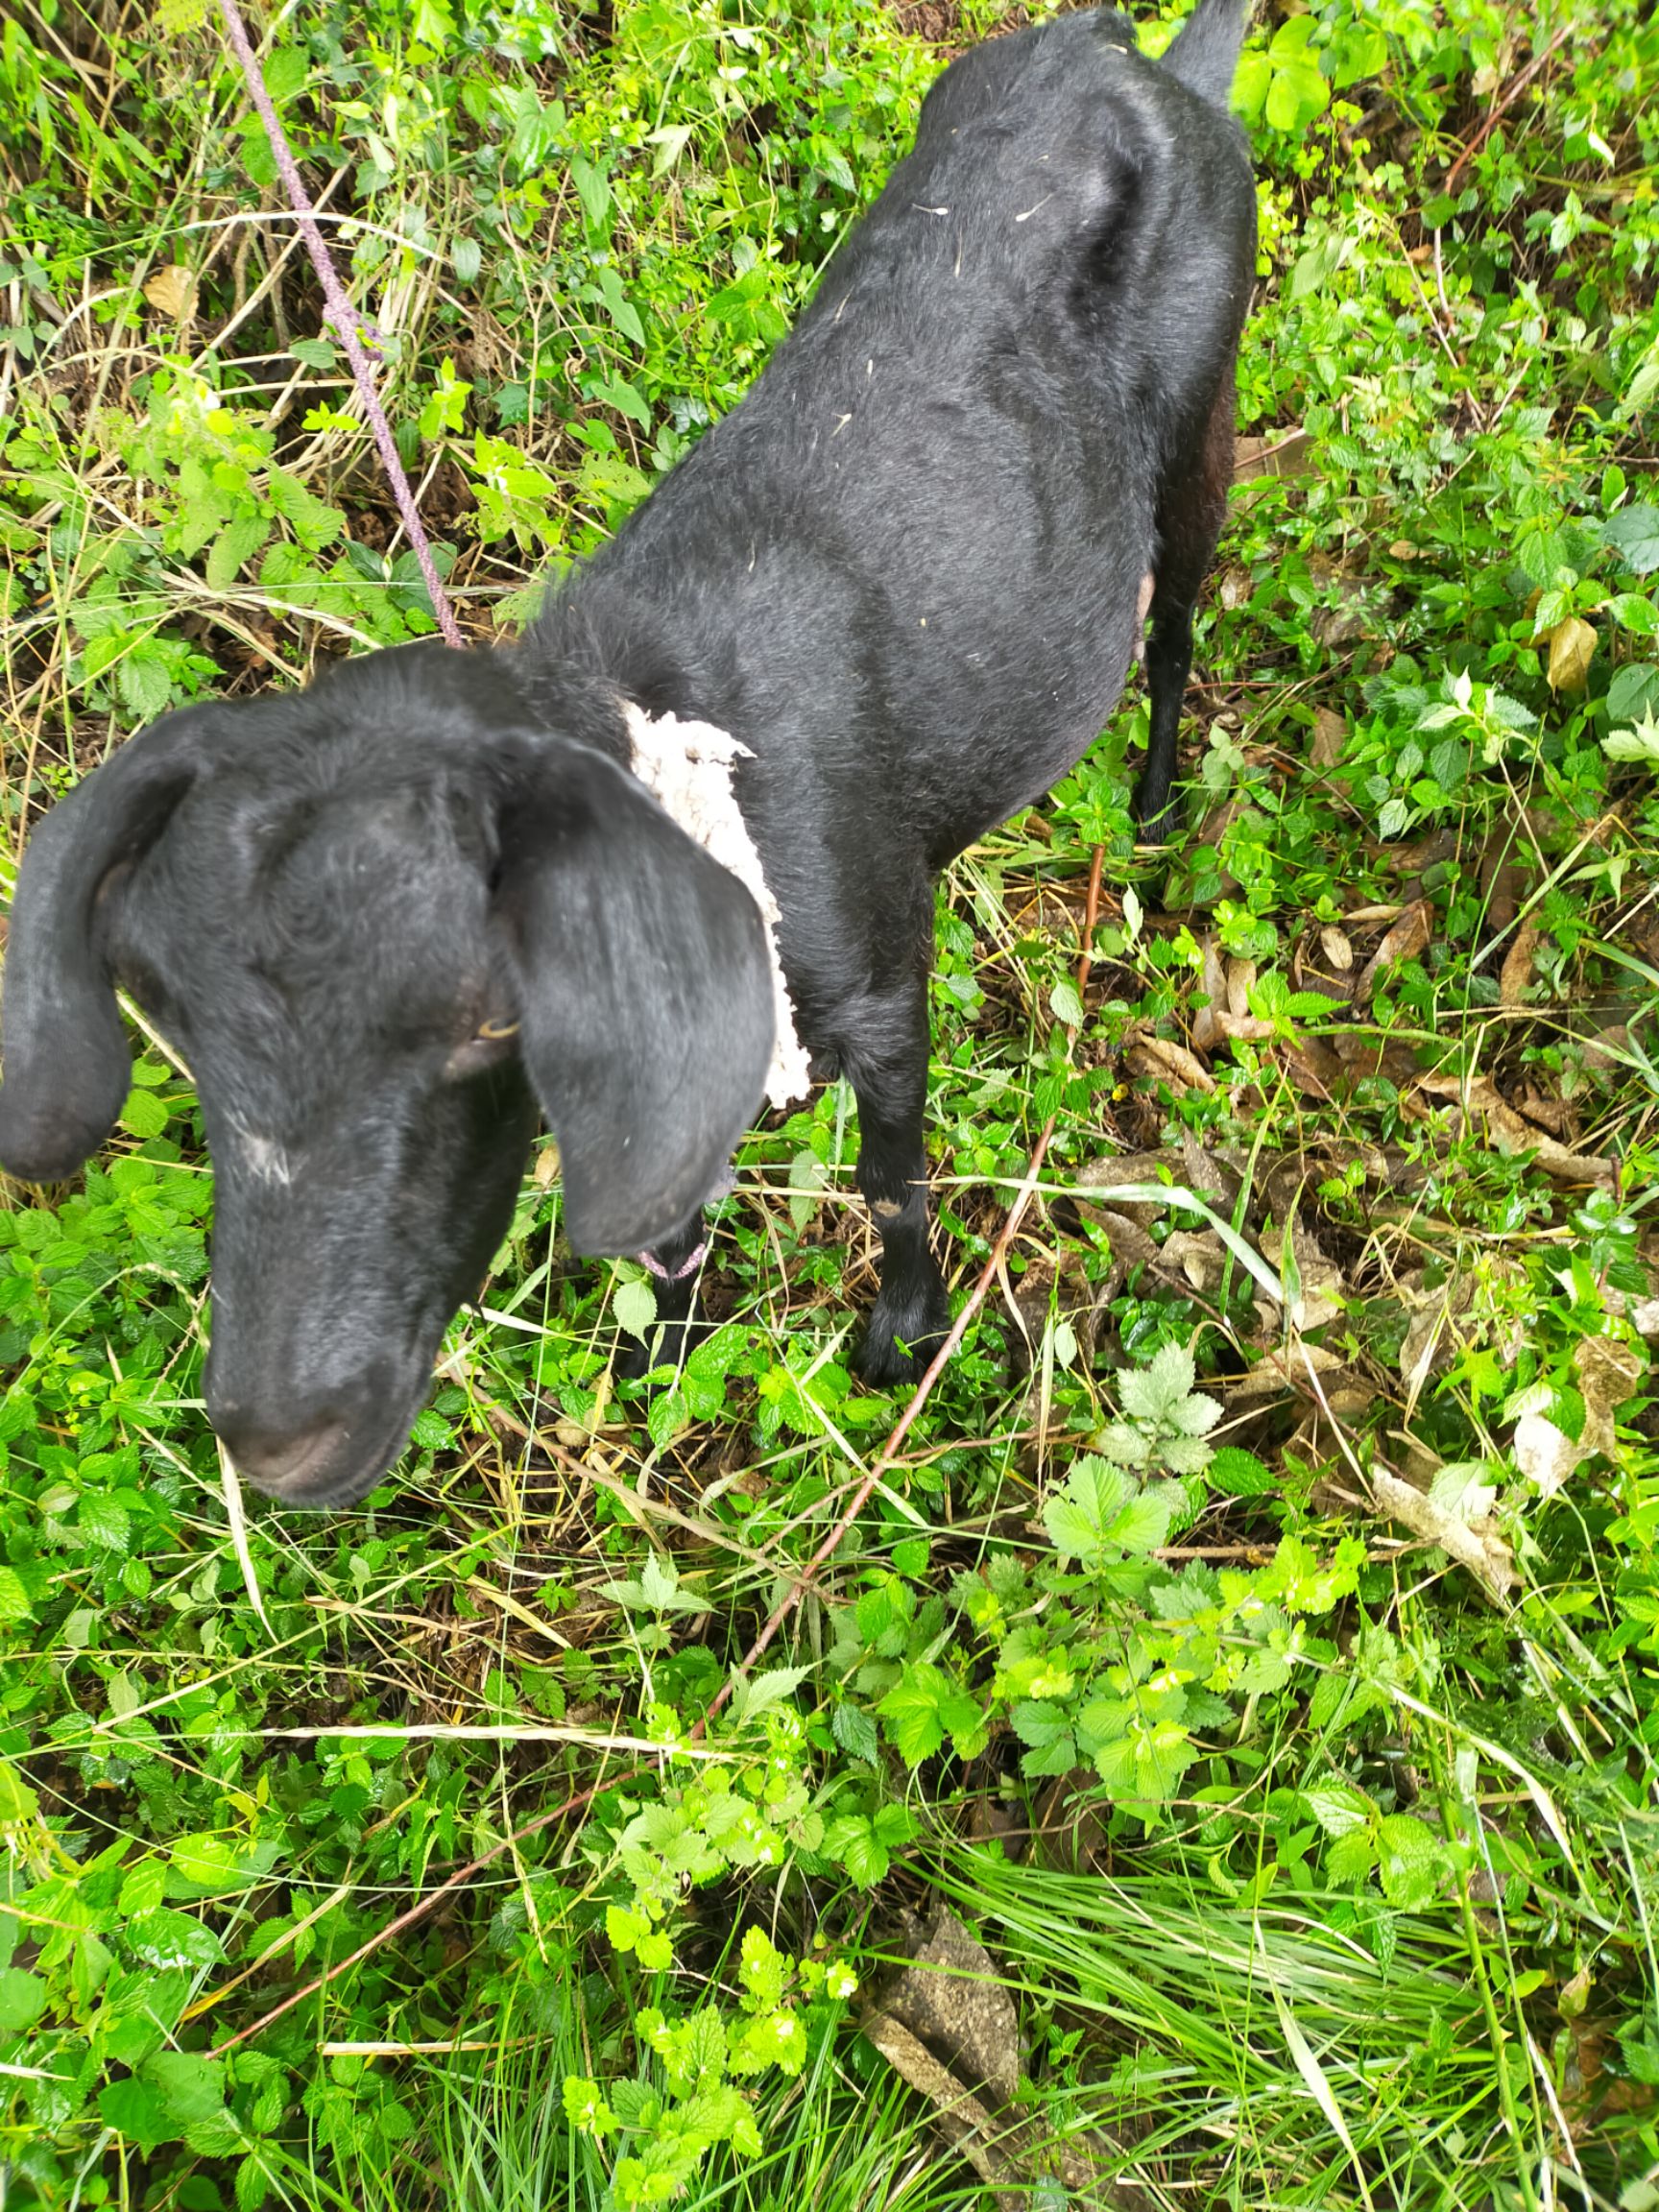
[0,1,1255,1505]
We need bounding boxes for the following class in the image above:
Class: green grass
[3,0,1659,2207]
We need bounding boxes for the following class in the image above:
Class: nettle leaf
[878,1663,955,1765]
[1091,1420,1155,1468]
[78,1493,132,1552]
[1105,1487,1176,1555]
[0,1567,36,1625]
[120,1859,168,1917]
[1120,1343,1196,1424]
[1326,1828,1378,1885]
[119,1085,171,1140]
[117,644,174,721]
[1210,1445,1276,1496]
[1375,1815,1444,1910]
[1304,1782,1376,1839]
[737,1926,786,2012]
[169,1831,281,1891]
[872,1803,919,1851]
[1166,1389,1222,1440]
[266,467,343,550]
[1608,664,1659,723]
[145,2050,228,2126]
[831,1701,879,1765]
[205,516,271,589]
[125,1908,226,1971]
[604,1552,712,1615]
[730,1667,810,1723]
[1010,1700,1071,1748]
[0,1966,46,2033]
[824,1815,889,1888]
[613,1275,658,1343]
[99,2075,175,2154]
[1090,1721,1200,1806]
[1605,503,1659,575]
[1044,1456,1132,1557]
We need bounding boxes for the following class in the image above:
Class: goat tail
[1160,0,1252,109]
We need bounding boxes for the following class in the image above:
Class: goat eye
[444,1017,520,1080]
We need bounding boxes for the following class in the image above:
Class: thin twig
[691,1122,1058,1730]
[690,843,1107,1728]
[1444,25,1574,191]
[207,1767,640,2056]
[215,0,465,649]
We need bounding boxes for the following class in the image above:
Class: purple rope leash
[216,0,466,651]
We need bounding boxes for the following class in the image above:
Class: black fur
[0,3,1254,1505]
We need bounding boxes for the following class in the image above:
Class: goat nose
[214,1412,350,1500]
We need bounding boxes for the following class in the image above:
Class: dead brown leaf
[861,2013,1022,2205]
[1479,826,1530,940]
[1310,708,1347,768]
[1125,1032,1216,1094]
[1356,899,1433,1003]
[1179,1129,1242,1209]
[1513,1412,1581,1498]
[1387,830,1458,883]
[1232,1342,1345,1399]
[863,1913,1044,2212]
[1217,565,1251,610]
[1281,1037,1344,1099]
[1412,1071,1614,1188]
[1500,918,1541,1007]
[1190,935,1226,1053]
[1369,1467,1516,1600]
[1079,1209,1161,1304]
[881,1911,1022,2104]
[1160,1227,1227,1296]
[1234,428,1312,483]
[1320,924,1354,973]
[1074,1153,1181,1225]
[1576,1334,1643,1460]
[1581,1024,1631,1084]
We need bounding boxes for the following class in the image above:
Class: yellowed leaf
[1546,614,1596,693]
[143,264,197,323]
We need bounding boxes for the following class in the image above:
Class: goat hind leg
[1135,360,1238,843]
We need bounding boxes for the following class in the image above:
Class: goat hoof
[857,1283,951,1386]
[615,1316,704,1385]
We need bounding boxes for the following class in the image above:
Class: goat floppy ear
[496,742,774,1255]
[0,708,212,1182]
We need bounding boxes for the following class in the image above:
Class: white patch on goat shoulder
[622,702,812,1111]
[237,1127,294,1187]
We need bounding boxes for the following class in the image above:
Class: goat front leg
[847,998,950,1384]
[615,1211,709,1382]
